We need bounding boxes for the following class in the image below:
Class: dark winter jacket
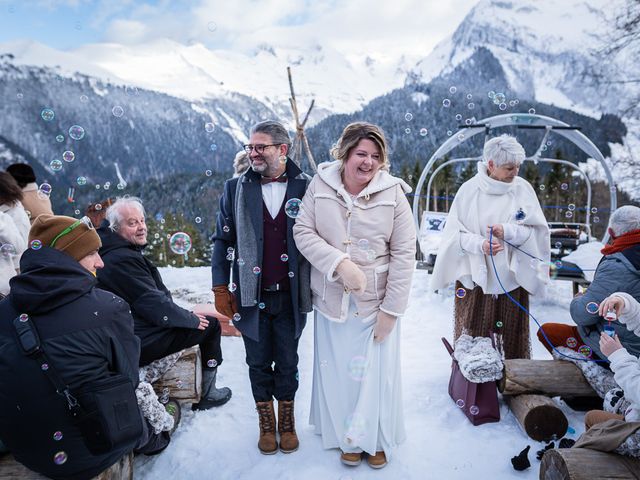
[96,225,199,348]
[0,247,140,480]
[211,160,312,342]
[570,245,640,361]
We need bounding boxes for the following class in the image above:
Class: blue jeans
[242,291,299,402]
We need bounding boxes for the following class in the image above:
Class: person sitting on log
[537,205,640,362]
[0,214,177,479]
[96,197,232,410]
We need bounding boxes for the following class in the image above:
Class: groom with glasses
[212,120,312,455]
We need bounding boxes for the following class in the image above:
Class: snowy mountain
[409,0,631,117]
[1,38,414,122]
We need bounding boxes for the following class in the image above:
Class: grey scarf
[234,178,259,307]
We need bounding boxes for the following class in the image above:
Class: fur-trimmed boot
[277,400,299,453]
[192,368,232,411]
[256,401,278,454]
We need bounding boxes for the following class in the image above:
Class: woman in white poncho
[431,135,550,359]
[293,122,416,469]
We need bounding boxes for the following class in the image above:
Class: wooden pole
[499,359,597,398]
[505,394,568,441]
[540,447,640,480]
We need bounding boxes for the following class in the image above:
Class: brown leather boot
[255,401,278,455]
[277,400,299,453]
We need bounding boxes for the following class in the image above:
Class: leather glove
[373,310,397,343]
[336,259,367,294]
[212,285,238,320]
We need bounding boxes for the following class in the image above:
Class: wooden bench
[0,452,133,479]
[152,345,202,404]
[540,447,640,479]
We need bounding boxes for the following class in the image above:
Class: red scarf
[601,229,640,255]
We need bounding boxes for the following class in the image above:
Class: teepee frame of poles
[287,66,317,173]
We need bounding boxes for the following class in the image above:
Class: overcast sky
[0,0,480,59]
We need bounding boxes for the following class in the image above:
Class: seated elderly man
[0,214,172,479]
[96,197,232,410]
[537,205,640,361]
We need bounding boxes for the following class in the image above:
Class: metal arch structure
[412,113,618,252]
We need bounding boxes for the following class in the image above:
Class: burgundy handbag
[442,337,500,426]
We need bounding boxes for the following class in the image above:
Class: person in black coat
[0,214,168,480]
[212,120,312,455]
[96,197,231,410]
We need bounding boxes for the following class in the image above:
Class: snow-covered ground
[135,267,588,480]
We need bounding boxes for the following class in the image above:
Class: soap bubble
[41,363,49,371]
[125,85,139,96]
[419,128,428,136]
[169,232,192,255]
[455,114,462,121]
[68,125,85,140]
[457,133,465,141]
[232,313,241,321]
[62,150,75,163]
[205,169,212,177]
[206,359,218,368]
[466,93,473,100]
[38,183,52,198]
[586,302,599,314]
[50,159,63,171]
[539,184,546,191]
[210,143,217,151]
[447,130,452,136]
[456,399,465,408]
[493,92,506,104]
[222,225,230,233]
[53,431,63,441]
[41,108,55,121]
[30,239,42,250]
[288,271,295,278]
[16,93,23,100]
[404,128,411,134]
[528,108,536,114]
[285,198,302,218]
[561,183,569,191]
[53,451,67,465]
[258,302,265,309]
[568,204,576,211]
[280,253,289,262]
[404,112,413,121]
[591,207,598,214]
[76,176,87,186]
[79,94,88,103]
[442,99,451,108]
[554,241,562,249]
[55,135,64,143]
[499,103,507,110]
[252,266,261,275]
[195,217,202,224]
[469,405,480,415]
[1,244,16,257]
[357,239,370,251]
[496,321,503,328]
[566,337,578,348]
[228,283,237,292]
[509,100,516,107]
[348,355,368,381]
[578,345,592,357]
[455,288,466,299]
[95,204,102,211]
[488,91,496,99]
[449,86,457,94]
[237,258,245,266]
[19,313,28,322]
[593,216,600,223]
[467,102,475,110]
[565,211,573,219]
[112,106,124,117]
[205,122,215,133]
[207,21,217,32]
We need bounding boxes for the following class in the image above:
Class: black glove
[511,445,531,471]
[558,438,575,449]
[536,442,555,460]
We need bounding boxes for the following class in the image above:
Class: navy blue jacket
[0,247,140,480]
[211,160,312,342]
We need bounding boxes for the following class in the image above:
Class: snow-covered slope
[1,38,413,121]
[137,267,592,479]
[409,0,632,117]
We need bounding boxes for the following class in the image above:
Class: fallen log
[506,394,568,442]
[539,447,640,480]
[153,345,202,403]
[0,452,133,479]
[500,360,596,397]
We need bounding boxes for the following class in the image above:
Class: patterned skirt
[453,281,531,359]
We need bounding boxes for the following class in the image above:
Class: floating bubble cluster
[578,345,592,357]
